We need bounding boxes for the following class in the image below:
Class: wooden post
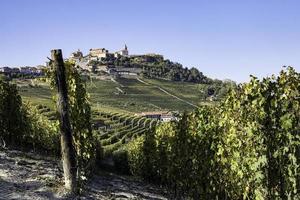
[51,49,77,193]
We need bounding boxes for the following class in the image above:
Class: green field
[16,79,55,109]
[17,76,209,113]
[139,77,204,104]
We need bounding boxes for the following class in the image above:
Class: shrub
[0,79,60,154]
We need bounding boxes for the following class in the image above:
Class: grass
[16,76,209,113]
[18,84,55,109]
[140,77,206,104]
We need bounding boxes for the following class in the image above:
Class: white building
[136,111,177,122]
[115,44,129,57]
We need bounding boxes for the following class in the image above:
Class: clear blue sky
[1,0,300,82]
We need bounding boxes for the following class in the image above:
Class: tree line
[89,55,212,84]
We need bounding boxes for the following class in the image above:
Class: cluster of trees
[141,63,210,83]
[122,67,300,199]
[199,79,237,100]
[88,55,211,83]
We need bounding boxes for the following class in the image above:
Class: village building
[115,45,129,57]
[69,49,83,61]
[1,66,44,76]
[93,65,109,73]
[136,111,177,122]
[64,45,134,73]
[19,66,33,75]
[19,66,43,75]
[109,66,142,76]
[89,48,111,60]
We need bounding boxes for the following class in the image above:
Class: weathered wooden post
[51,49,77,193]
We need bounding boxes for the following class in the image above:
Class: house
[109,67,142,76]
[93,65,109,73]
[0,66,43,76]
[19,67,32,75]
[115,44,129,57]
[19,66,41,75]
[161,112,176,122]
[136,111,177,122]
[89,48,109,60]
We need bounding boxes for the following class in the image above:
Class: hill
[88,54,210,84]
[17,76,218,113]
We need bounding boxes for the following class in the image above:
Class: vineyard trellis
[124,67,300,199]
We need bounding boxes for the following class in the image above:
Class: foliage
[126,135,147,176]
[93,111,155,160]
[0,79,59,153]
[21,103,60,154]
[215,66,300,199]
[123,67,300,199]
[87,54,211,83]
[0,79,24,143]
[200,78,237,100]
[141,63,209,84]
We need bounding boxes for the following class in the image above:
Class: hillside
[88,53,211,84]
[17,76,214,113]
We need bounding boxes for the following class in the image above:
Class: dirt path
[0,149,62,199]
[0,148,168,200]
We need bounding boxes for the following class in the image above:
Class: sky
[1,0,300,83]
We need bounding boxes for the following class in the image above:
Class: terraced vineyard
[92,111,158,157]
[35,105,157,159]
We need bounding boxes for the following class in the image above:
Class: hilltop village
[65,45,210,84]
[1,45,209,84]
[66,45,164,77]
[0,45,161,78]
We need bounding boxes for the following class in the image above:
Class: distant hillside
[69,47,234,86]
[17,76,230,113]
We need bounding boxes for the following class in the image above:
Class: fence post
[51,49,77,193]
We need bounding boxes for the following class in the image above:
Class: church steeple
[125,44,127,50]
